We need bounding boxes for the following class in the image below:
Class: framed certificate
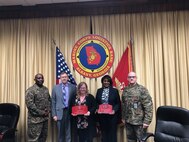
[72,105,88,115]
[98,104,113,114]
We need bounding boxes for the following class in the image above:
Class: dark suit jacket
[96,87,120,113]
[96,87,121,124]
[51,82,76,120]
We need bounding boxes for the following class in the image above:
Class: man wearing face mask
[25,73,51,142]
[122,72,153,142]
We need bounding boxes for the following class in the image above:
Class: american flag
[56,47,76,85]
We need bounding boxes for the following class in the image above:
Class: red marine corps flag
[112,41,133,91]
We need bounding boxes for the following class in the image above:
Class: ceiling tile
[52,0,78,3]
[0,0,26,6]
[0,0,103,6]
[24,0,52,6]
[79,0,102,1]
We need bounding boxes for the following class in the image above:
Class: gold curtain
[0,11,189,142]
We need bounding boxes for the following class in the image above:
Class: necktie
[62,85,67,108]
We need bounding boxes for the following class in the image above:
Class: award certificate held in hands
[72,105,88,115]
[98,104,113,114]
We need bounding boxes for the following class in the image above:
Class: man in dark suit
[51,72,77,142]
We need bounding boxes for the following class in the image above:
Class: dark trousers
[78,128,92,142]
[99,115,117,142]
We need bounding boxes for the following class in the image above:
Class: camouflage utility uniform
[26,84,51,142]
[122,83,153,142]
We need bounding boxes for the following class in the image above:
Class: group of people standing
[25,71,153,142]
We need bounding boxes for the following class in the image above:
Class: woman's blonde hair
[77,82,89,96]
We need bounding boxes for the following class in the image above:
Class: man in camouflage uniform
[25,73,51,142]
[122,72,153,142]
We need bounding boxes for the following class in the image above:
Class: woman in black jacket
[96,75,121,142]
[71,82,97,142]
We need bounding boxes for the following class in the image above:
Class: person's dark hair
[101,75,113,87]
[34,73,43,80]
[60,72,67,76]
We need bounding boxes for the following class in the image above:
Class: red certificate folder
[98,104,113,114]
[72,105,88,115]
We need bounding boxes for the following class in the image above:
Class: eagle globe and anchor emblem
[71,34,114,78]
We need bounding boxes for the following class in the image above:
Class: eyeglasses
[128,76,136,79]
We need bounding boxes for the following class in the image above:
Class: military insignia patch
[71,34,114,78]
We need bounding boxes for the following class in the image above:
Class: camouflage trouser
[28,120,48,142]
[125,123,146,142]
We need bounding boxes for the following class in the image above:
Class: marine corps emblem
[71,34,114,78]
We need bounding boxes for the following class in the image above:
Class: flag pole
[52,39,57,48]
[130,37,134,72]
[90,16,93,34]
